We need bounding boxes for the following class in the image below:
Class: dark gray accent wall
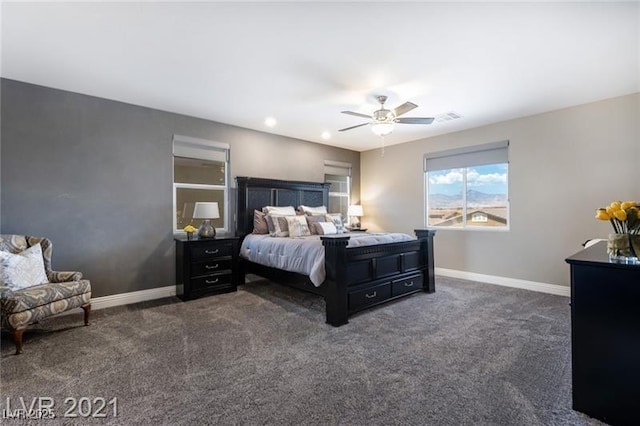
[0,79,360,297]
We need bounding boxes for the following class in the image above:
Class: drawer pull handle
[365,291,377,299]
[404,281,414,287]
[205,249,219,255]
[205,278,219,284]
[205,264,219,270]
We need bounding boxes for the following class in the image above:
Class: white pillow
[262,206,297,216]
[325,213,346,233]
[286,215,311,237]
[316,222,338,235]
[298,205,328,216]
[0,243,49,290]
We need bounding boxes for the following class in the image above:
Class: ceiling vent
[435,111,463,123]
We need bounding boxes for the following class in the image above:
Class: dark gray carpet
[1,276,604,425]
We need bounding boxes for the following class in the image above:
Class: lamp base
[197,220,217,239]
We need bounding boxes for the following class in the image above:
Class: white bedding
[240,232,415,286]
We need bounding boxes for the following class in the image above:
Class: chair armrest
[1,286,16,315]
[0,285,14,299]
[48,271,83,283]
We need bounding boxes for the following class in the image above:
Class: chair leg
[81,304,91,326]
[10,328,25,355]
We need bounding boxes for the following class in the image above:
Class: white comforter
[240,232,415,286]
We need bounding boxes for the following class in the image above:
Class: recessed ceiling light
[264,117,277,127]
[321,131,331,140]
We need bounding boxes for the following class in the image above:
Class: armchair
[0,235,91,354]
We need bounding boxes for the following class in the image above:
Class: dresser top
[566,241,640,269]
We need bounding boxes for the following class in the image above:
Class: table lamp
[347,205,363,230]
[193,202,220,238]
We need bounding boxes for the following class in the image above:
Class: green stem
[610,219,620,233]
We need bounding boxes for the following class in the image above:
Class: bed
[235,176,436,326]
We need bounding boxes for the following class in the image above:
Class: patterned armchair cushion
[1,280,91,315]
[2,292,91,330]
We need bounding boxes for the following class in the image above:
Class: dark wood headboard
[235,176,330,237]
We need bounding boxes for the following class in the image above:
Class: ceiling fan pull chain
[381,135,386,158]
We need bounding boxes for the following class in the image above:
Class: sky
[428,164,508,196]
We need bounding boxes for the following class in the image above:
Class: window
[173,135,230,233]
[324,160,351,219]
[424,141,509,230]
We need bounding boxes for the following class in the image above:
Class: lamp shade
[193,202,220,219]
[348,205,363,217]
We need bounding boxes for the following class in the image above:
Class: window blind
[424,140,509,172]
[173,135,229,163]
[324,160,352,176]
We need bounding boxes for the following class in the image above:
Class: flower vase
[607,233,639,263]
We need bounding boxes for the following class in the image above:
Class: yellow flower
[609,201,621,212]
[621,201,637,210]
[606,206,615,216]
[613,209,627,221]
[595,209,611,221]
[183,225,197,233]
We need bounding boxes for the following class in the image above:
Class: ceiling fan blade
[341,111,371,119]
[393,102,418,117]
[338,122,370,132]
[395,117,435,125]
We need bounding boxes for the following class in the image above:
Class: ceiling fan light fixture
[371,121,395,136]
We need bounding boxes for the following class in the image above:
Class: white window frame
[324,160,351,219]
[172,135,230,234]
[424,141,510,231]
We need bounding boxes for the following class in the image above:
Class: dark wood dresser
[175,236,239,301]
[566,242,640,426]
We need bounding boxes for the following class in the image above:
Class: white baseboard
[58,268,568,317]
[90,285,177,310]
[435,267,570,297]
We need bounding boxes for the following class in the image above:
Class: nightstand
[175,237,239,301]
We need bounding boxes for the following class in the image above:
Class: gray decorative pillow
[253,210,269,234]
[0,243,48,290]
[286,215,311,237]
[306,215,327,235]
[325,213,346,233]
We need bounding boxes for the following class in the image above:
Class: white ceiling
[1,1,639,152]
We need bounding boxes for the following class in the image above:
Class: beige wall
[361,93,640,287]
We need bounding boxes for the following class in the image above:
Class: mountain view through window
[427,163,508,228]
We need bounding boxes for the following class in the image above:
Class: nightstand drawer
[190,242,233,260]
[190,258,232,277]
[190,272,233,291]
[391,273,423,297]
[348,282,391,312]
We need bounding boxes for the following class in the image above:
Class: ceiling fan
[339,95,435,136]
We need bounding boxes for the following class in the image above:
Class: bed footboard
[322,229,436,326]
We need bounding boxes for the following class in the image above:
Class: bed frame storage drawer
[349,282,391,312]
[391,273,423,297]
